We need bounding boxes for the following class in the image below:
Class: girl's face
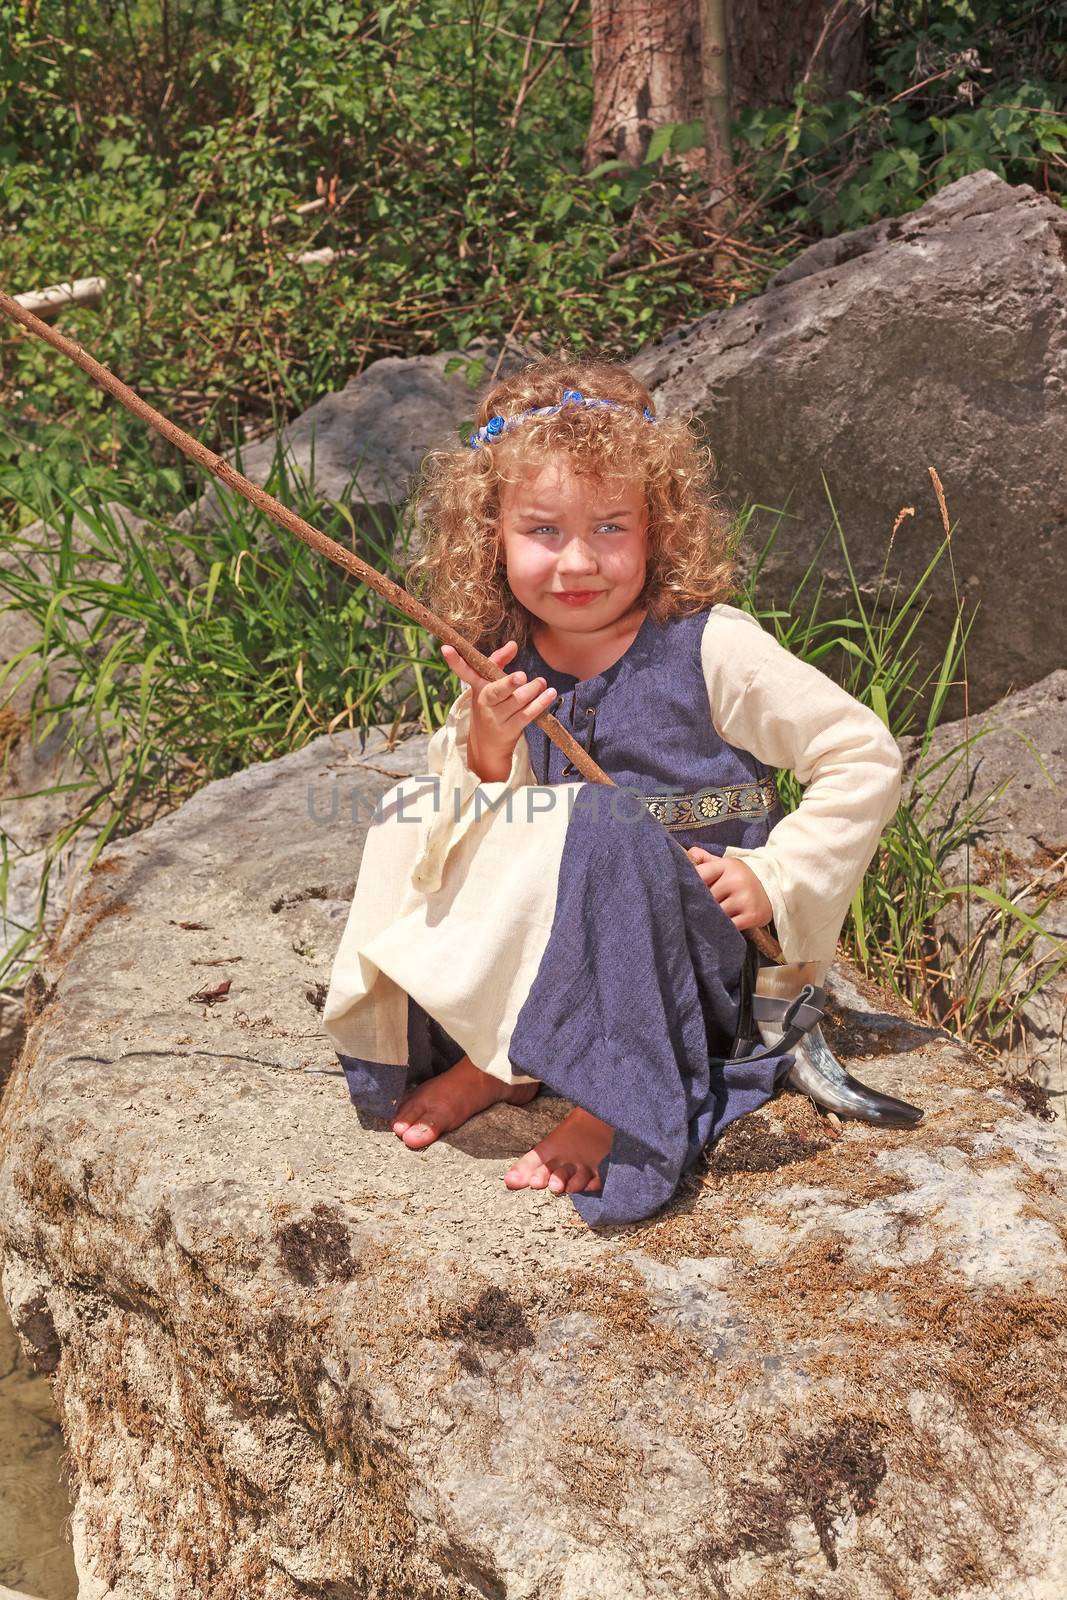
[497,455,649,636]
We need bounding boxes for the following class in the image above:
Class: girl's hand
[686,847,774,932]
[441,638,558,783]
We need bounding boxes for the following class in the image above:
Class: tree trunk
[585,0,701,170]
[585,0,870,171]
[728,0,870,113]
[700,0,733,205]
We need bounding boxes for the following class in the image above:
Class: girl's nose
[557,537,598,572]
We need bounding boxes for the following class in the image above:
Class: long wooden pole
[0,289,783,962]
[0,289,603,776]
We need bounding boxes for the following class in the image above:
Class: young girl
[322,355,903,1228]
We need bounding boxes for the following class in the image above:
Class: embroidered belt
[643,774,779,831]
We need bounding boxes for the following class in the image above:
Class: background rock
[900,668,1066,1099]
[170,173,1067,725]
[181,336,532,535]
[1,727,1065,1599]
[631,170,1067,720]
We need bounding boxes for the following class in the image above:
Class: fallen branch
[13,277,107,320]
[0,296,602,782]
[12,246,356,325]
[10,191,360,323]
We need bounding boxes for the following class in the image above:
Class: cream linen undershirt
[702,604,903,965]
[414,602,903,968]
[411,682,536,895]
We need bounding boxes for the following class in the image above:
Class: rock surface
[901,668,1067,1096]
[631,170,1067,719]
[1,729,1066,1599]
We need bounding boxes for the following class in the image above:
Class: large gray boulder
[181,173,1067,722]
[184,337,532,531]
[901,667,1066,1095]
[2,727,1065,1598]
[631,170,1067,719]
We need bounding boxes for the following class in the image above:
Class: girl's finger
[498,677,550,718]
[518,685,559,723]
[484,640,519,680]
[442,639,517,688]
[716,894,746,915]
[441,642,480,689]
[731,910,763,931]
[493,681,556,729]
[484,669,529,706]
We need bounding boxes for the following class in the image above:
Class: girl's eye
[526,523,622,536]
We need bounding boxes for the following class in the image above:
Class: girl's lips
[553,590,603,606]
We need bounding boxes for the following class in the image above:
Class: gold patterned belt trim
[643,774,780,832]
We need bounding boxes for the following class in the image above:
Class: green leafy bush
[0,0,689,468]
[3,0,1061,489]
[735,1,1066,237]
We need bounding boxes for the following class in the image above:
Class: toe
[402,1119,439,1149]
[391,1093,425,1136]
[503,1152,538,1190]
[547,1163,575,1195]
[527,1161,552,1190]
[564,1164,600,1194]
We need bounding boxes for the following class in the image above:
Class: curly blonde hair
[405,351,739,651]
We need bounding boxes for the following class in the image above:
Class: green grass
[0,436,451,988]
[0,448,1064,1099]
[735,481,1066,1082]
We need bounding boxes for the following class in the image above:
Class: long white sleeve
[409,684,537,894]
[700,604,903,964]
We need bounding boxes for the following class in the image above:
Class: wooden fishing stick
[0,289,784,962]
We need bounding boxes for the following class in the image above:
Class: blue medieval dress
[321,602,903,1227]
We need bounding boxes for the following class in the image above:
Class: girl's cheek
[504,549,555,611]
[517,548,557,585]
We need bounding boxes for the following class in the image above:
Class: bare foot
[503,1106,614,1196]
[391,1056,540,1149]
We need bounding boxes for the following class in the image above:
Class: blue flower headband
[468,388,656,449]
